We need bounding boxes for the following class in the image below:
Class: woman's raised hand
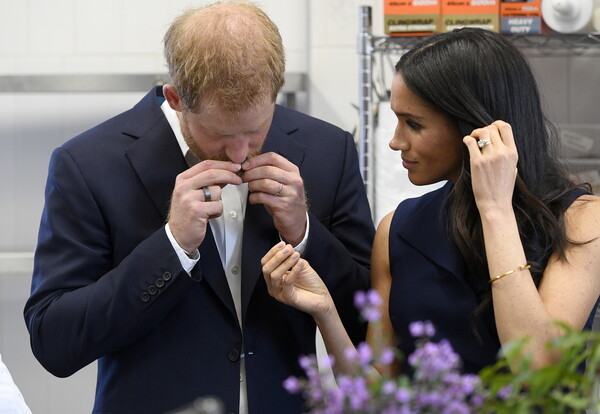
[463,120,519,215]
[261,242,334,318]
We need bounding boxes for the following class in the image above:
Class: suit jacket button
[148,285,158,295]
[155,278,165,288]
[227,349,240,362]
[141,292,151,302]
[162,271,172,281]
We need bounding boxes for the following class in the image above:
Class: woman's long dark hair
[395,28,588,325]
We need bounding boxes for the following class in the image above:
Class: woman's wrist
[478,203,515,224]
[313,298,339,327]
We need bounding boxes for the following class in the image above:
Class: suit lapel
[240,107,306,315]
[394,182,467,284]
[197,226,238,319]
[124,88,237,318]
[124,88,186,220]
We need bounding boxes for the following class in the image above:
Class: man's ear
[163,84,184,112]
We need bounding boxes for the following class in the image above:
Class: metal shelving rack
[357,4,600,210]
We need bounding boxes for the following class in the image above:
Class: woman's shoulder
[564,193,600,241]
[568,192,600,213]
[376,210,395,236]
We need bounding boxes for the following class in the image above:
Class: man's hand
[241,152,307,246]
[168,160,242,252]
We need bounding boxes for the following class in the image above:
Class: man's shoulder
[273,105,349,138]
[61,110,133,153]
[62,88,160,153]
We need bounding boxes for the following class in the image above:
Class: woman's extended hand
[463,120,519,215]
[261,242,334,318]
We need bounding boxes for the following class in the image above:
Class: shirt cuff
[165,223,200,274]
[282,212,309,255]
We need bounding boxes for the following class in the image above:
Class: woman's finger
[261,241,285,267]
[493,120,517,152]
[262,245,299,291]
[463,136,483,160]
[282,259,304,287]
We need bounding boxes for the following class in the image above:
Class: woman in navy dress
[261,28,600,376]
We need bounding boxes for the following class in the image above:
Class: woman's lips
[402,158,418,169]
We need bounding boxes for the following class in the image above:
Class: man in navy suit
[24,2,374,413]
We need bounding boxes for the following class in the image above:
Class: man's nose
[225,136,250,164]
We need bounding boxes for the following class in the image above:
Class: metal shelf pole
[357,5,375,215]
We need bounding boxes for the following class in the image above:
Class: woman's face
[389,74,464,185]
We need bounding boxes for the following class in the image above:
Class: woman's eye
[406,120,421,130]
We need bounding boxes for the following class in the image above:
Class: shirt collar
[160,100,188,158]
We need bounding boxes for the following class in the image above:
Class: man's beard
[180,114,263,162]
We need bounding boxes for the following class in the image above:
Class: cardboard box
[441,0,500,32]
[384,0,441,36]
[500,0,542,34]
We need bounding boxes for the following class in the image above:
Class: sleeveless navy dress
[388,182,599,374]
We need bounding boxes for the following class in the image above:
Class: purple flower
[441,400,471,414]
[283,376,301,393]
[354,291,367,309]
[382,380,397,395]
[378,347,395,365]
[307,387,324,404]
[362,307,381,322]
[409,320,436,338]
[395,387,411,404]
[470,394,485,408]
[416,391,444,408]
[343,347,358,363]
[299,355,313,370]
[318,354,334,370]
[354,290,383,322]
[323,387,344,414]
[459,374,481,395]
[348,377,370,410]
[357,342,373,365]
[335,376,370,411]
[496,385,514,400]
[366,289,382,307]
[284,318,493,414]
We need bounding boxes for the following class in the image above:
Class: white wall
[0,0,309,75]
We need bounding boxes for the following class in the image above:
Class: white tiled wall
[0,0,308,75]
[307,0,380,131]
[1,1,599,413]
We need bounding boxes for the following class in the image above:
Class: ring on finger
[272,182,284,197]
[201,186,212,202]
[477,139,491,149]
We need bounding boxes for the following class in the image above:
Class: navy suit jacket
[24,87,375,414]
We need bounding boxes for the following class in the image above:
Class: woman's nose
[389,130,407,152]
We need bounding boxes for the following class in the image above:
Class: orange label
[441,0,499,31]
[499,0,541,34]
[384,0,441,34]
[441,0,499,14]
[384,0,440,15]
[500,0,541,18]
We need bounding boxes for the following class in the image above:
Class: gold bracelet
[490,264,531,284]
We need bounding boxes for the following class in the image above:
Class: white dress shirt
[0,354,32,414]
[160,100,308,414]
